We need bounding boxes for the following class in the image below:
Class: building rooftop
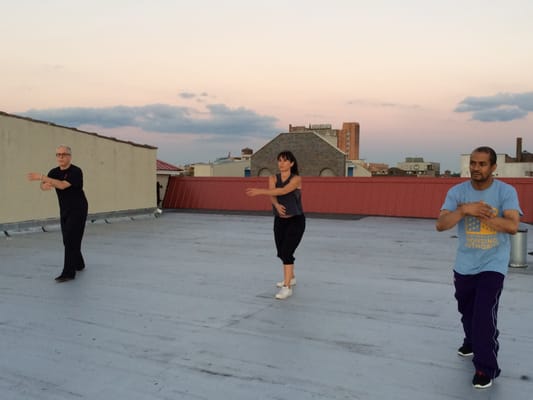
[1,212,532,399]
[1,110,158,150]
[156,159,183,172]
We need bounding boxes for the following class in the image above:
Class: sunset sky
[2,0,533,171]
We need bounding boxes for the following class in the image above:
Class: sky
[2,0,533,172]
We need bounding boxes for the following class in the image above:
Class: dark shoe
[76,266,85,271]
[472,371,492,389]
[458,344,473,357]
[55,275,75,283]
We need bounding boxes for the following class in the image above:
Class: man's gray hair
[56,145,72,154]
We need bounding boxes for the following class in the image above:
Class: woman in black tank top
[246,151,306,300]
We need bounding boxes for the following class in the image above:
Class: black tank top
[273,173,303,217]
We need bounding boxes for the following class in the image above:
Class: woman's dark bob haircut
[277,150,299,175]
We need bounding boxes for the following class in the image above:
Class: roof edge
[0,110,158,150]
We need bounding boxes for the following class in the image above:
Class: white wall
[193,160,250,177]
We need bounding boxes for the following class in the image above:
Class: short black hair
[472,146,497,165]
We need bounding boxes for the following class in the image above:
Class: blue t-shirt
[441,179,522,276]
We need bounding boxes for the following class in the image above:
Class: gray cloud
[20,103,279,137]
[179,91,210,100]
[470,107,528,122]
[347,99,421,109]
[454,92,533,122]
[179,92,196,99]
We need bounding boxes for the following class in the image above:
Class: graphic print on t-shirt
[465,206,498,250]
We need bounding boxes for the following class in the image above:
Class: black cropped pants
[273,214,306,265]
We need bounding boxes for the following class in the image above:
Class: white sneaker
[276,278,296,288]
[275,286,293,300]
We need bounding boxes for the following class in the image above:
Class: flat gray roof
[1,212,532,399]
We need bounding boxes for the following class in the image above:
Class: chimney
[516,137,523,162]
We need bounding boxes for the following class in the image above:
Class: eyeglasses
[56,153,71,157]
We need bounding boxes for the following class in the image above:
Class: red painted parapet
[163,177,533,223]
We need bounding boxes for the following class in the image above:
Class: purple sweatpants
[454,270,504,378]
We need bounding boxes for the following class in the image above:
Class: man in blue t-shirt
[436,146,522,389]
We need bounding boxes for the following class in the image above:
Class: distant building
[156,159,183,207]
[289,121,360,161]
[241,147,253,160]
[251,131,346,176]
[460,137,533,177]
[338,122,360,161]
[157,159,183,175]
[366,162,390,176]
[346,160,372,177]
[289,123,338,149]
[191,149,251,177]
[387,167,410,176]
[396,157,440,177]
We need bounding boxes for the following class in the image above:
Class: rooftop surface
[1,212,532,400]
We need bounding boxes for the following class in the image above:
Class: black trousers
[273,214,306,265]
[60,202,88,277]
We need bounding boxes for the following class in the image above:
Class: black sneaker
[457,344,473,357]
[55,275,75,283]
[472,371,492,389]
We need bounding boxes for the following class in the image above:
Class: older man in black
[28,145,88,282]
